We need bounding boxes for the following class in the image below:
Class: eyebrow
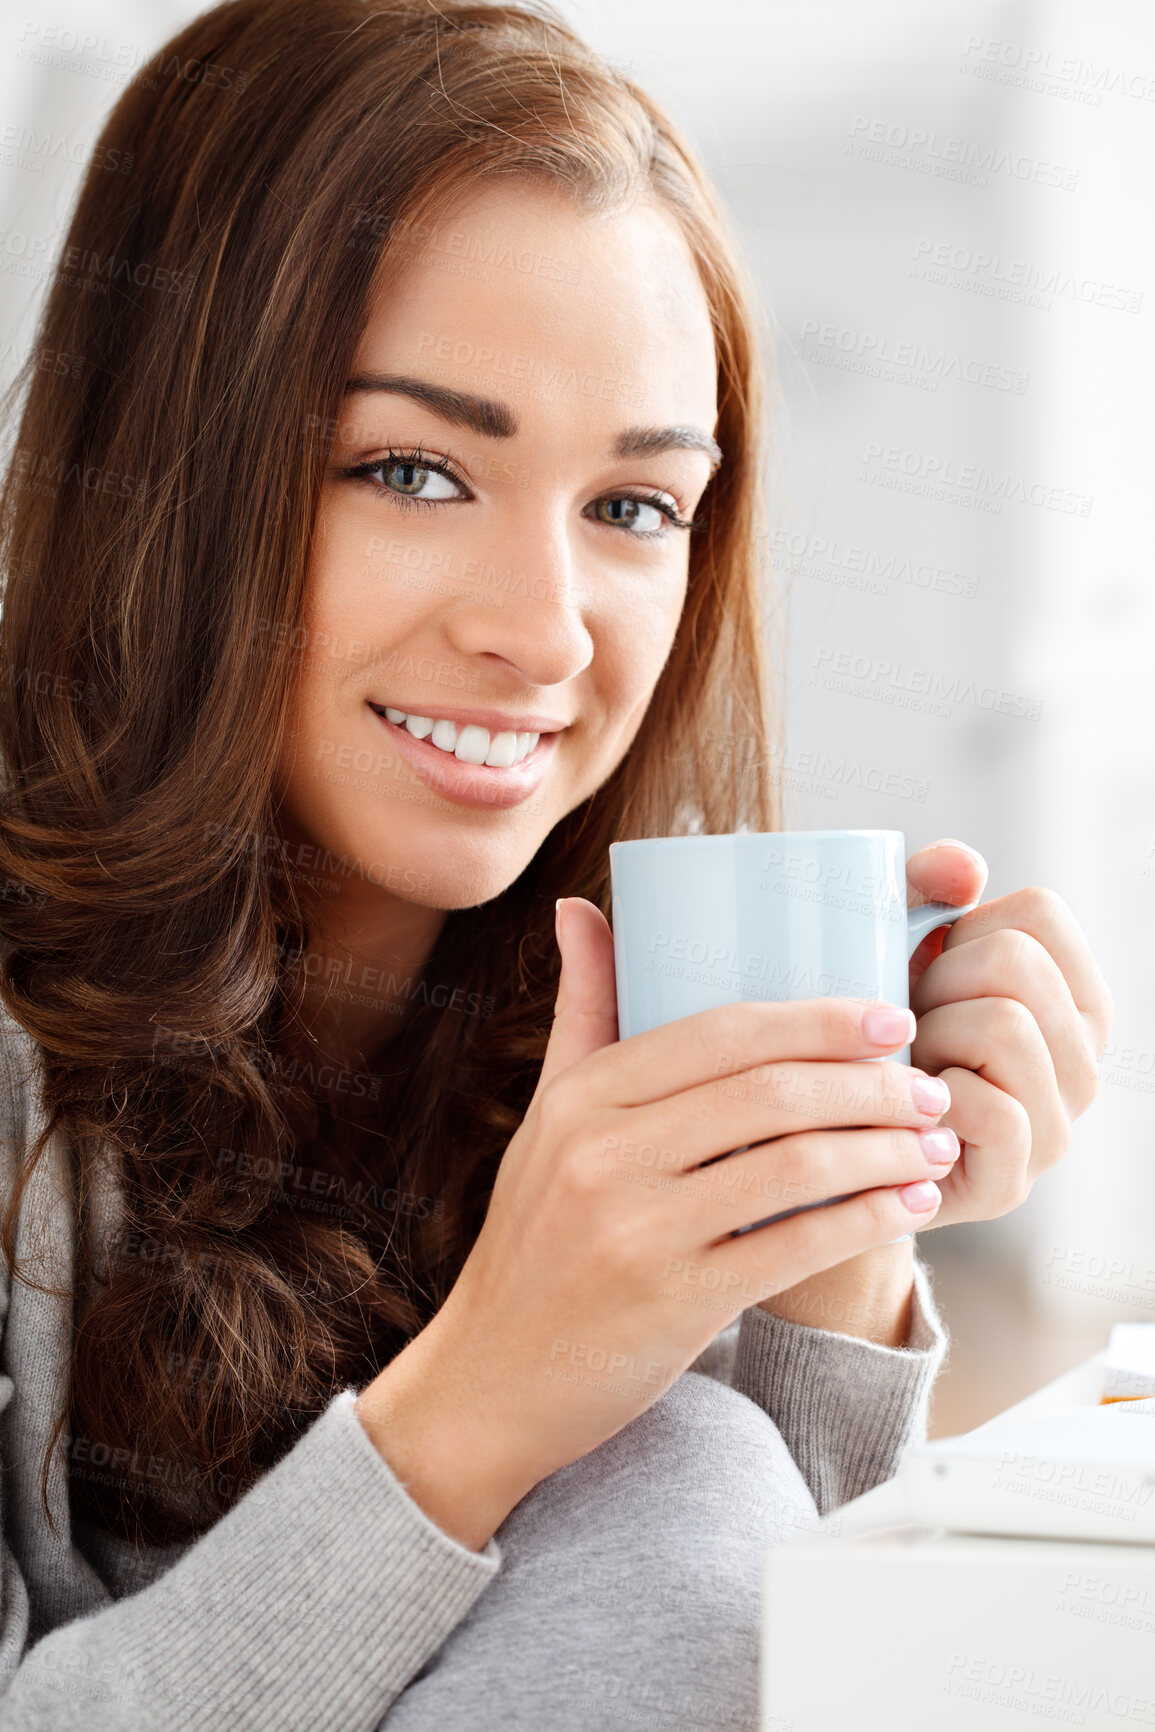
[344,371,723,471]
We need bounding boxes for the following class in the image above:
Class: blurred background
[1,0,1152,1436]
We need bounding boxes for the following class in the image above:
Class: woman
[0,1,1112,1726]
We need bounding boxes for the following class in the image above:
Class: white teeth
[454,724,490,766]
[485,730,518,768]
[378,705,542,767]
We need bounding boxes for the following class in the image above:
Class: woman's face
[275,179,719,916]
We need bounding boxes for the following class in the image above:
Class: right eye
[343,447,470,509]
[373,458,463,501]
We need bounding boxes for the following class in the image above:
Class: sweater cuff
[48,1389,501,1730]
[730,1257,948,1516]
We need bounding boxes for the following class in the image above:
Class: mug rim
[609,829,904,854]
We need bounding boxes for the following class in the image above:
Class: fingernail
[861,1005,916,1047]
[928,838,986,867]
[918,1126,960,1164]
[911,1073,951,1115]
[555,898,566,945]
[897,1180,941,1213]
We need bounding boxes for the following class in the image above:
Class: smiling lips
[366,699,565,809]
[369,702,540,767]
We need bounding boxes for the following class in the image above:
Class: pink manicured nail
[927,838,987,869]
[918,1126,960,1164]
[897,1180,941,1213]
[861,1005,916,1046]
[911,1073,950,1115]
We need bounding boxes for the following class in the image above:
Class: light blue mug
[608,830,981,1236]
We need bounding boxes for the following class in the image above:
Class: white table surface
[762,1352,1155,1732]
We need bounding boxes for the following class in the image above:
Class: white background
[2,0,1152,1427]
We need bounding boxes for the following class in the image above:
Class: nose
[438,514,594,688]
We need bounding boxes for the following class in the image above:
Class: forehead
[349,179,719,437]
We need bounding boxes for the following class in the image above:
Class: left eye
[592,497,667,534]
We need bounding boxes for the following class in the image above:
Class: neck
[280,884,449,1084]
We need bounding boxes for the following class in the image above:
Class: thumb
[536,896,620,1090]
[906,838,989,993]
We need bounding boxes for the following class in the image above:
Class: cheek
[592,575,687,723]
[302,509,374,637]
[289,513,405,727]
[617,568,688,668]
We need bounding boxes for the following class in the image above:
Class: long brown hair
[0,0,779,1546]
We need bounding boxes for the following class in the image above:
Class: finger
[538,897,619,1088]
[628,1053,951,1173]
[906,838,989,910]
[935,886,1114,1058]
[919,1063,1033,1225]
[911,924,1099,1119]
[661,1122,960,1241]
[559,995,918,1113]
[691,1174,942,1303]
[911,996,1066,1183]
[906,840,989,992]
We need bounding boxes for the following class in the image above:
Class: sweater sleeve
[0,983,501,1730]
[0,1388,501,1731]
[692,1258,948,1517]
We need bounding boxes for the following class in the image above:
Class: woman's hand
[906,839,1114,1224]
[757,839,1114,1344]
[355,896,953,1548]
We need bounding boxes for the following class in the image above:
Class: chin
[409,834,549,912]
[317,808,547,912]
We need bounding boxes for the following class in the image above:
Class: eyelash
[342,444,701,539]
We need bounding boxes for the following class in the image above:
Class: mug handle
[907,896,982,955]
[887,895,982,1243]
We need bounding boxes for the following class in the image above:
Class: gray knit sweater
[0,994,946,1731]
